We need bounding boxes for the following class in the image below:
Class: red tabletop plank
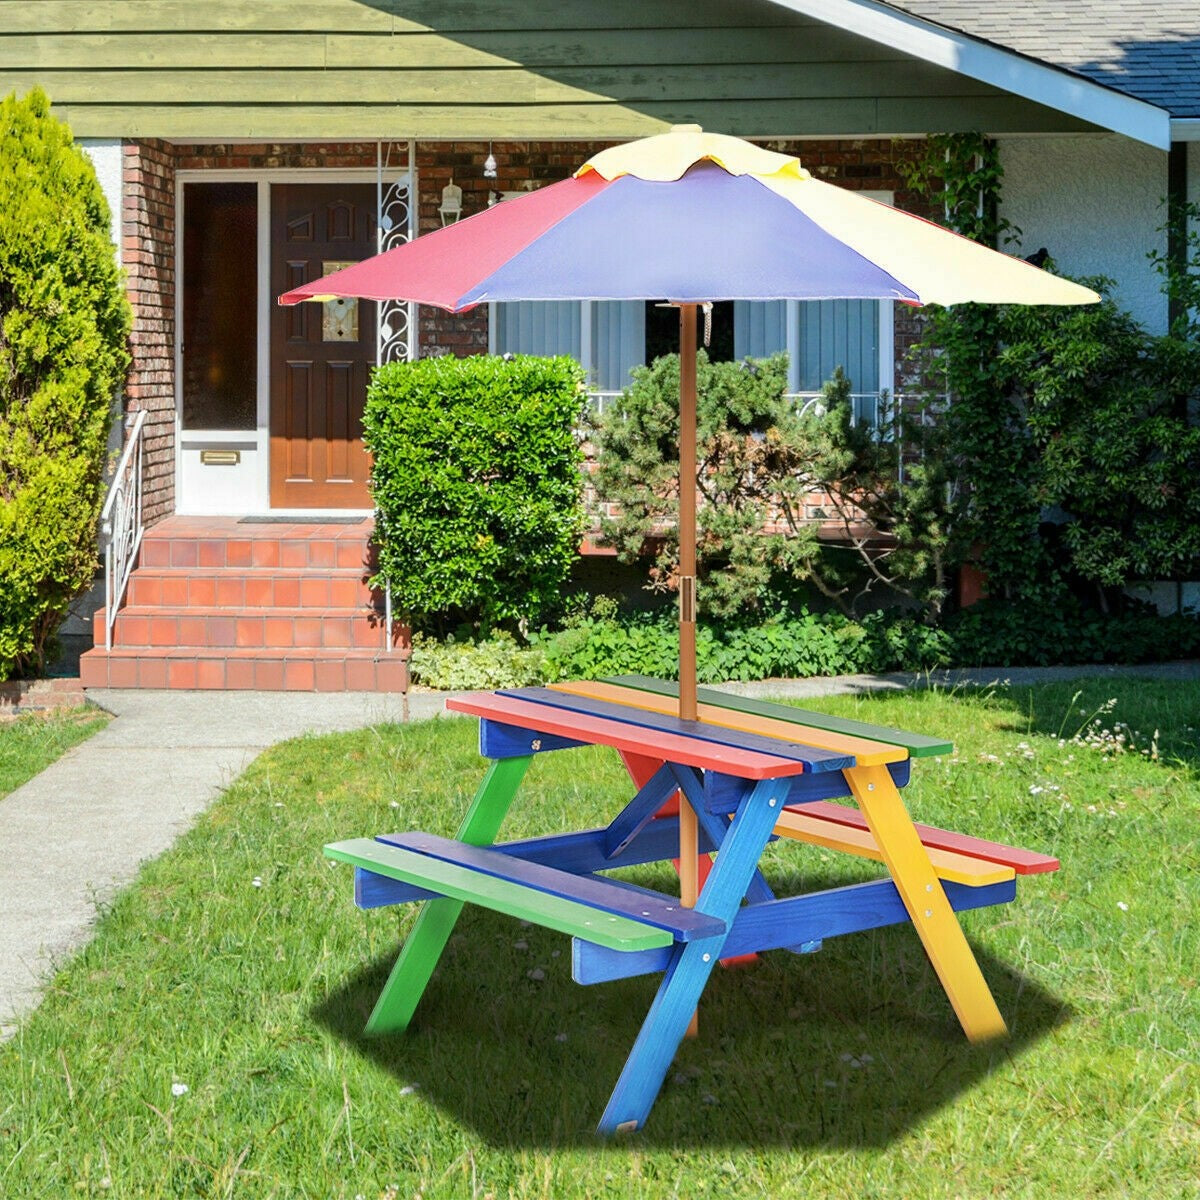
[446,692,809,780]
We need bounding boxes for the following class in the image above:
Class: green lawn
[0,680,1196,1198]
[0,705,110,800]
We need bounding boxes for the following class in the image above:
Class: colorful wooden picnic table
[325,675,1058,1136]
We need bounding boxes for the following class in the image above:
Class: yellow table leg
[844,763,1008,1043]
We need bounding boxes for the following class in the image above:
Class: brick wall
[122,139,178,523]
[119,135,926,524]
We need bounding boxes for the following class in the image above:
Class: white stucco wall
[78,138,123,264]
[997,134,1168,333]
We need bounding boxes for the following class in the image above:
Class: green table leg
[364,755,532,1036]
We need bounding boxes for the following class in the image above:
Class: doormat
[238,516,369,525]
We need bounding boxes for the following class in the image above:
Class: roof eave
[772,0,1172,150]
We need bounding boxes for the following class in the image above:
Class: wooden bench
[782,799,1060,876]
[326,831,726,952]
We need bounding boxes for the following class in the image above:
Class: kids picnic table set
[290,125,1078,1137]
[324,676,1058,1136]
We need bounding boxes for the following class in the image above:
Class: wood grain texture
[503,686,853,773]
[610,674,955,757]
[387,830,725,940]
[844,763,1008,1042]
[792,800,1061,874]
[8,0,1095,139]
[446,691,812,779]
[327,837,675,950]
[553,678,908,765]
[772,808,1016,886]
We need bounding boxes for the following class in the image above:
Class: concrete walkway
[0,689,452,1039]
[2,660,1196,1038]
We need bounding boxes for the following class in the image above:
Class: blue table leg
[597,775,791,1135]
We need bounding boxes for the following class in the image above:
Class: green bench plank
[606,674,954,758]
[324,838,674,952]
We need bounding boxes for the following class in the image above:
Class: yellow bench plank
[772,810,1016,887]
[550,679,907,767]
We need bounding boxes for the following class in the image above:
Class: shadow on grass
[313,901,1069,1148]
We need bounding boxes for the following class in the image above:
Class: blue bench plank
[326,838,672,952]
[502,686,854,774]
[387,831,726,942]
[358,818,721,909]
[573,876,1018,984]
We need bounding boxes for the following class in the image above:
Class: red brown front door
[270,184,377,508]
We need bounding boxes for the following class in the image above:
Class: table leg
[364,755,531,1036]
[598,776,790,1135]
[844,763,1007,1042]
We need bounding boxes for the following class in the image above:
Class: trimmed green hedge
[363,354,586,633]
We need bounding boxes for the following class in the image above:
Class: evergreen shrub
[363,354,586,633]
[0,88,131,679]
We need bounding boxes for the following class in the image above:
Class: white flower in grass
[1117,902,1129,912]
[1029,785,1044,795]
[251,876,263,888]
[399,1084,417,1096]
[171,1082,188,1097]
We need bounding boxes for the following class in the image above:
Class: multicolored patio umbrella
[279,125,1097,918]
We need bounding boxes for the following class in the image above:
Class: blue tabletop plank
[501,687,854,774]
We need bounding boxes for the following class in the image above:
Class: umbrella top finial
[578,127,808,185]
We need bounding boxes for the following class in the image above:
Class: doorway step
[79,517,408,691]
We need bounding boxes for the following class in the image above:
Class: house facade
[3,0,1196,689]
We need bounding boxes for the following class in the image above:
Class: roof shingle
[886,1,1200,117]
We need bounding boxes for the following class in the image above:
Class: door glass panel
[182,182,257,430]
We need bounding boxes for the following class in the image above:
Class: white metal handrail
[101,409,147,652]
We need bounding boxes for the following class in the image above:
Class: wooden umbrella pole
[678,303,701,1038]
[678,302,699,725]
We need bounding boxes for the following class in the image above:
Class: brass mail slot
[200,449,241,466]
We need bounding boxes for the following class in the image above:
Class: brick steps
[80,647,407,692]
[138,533,370,571]
[96,606,392,651]
[127,567,376,610]
[80,517,409,693]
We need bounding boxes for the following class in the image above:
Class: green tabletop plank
[325,838,673,952]
[605,675,954,758]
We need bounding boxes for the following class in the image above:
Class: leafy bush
[535,606,952,683]
[900,135,1200,608]
[948,599,1200,668]
[593,352,823,617]
[408,631,545,691]
[404,600,1200,689]
[363,354,587,634]
[0,88,132,679]
[592,352,950,620]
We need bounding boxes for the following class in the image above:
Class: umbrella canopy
[279,125,1096,717]
[279,126,1097,932]
[280,127,1096,310]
